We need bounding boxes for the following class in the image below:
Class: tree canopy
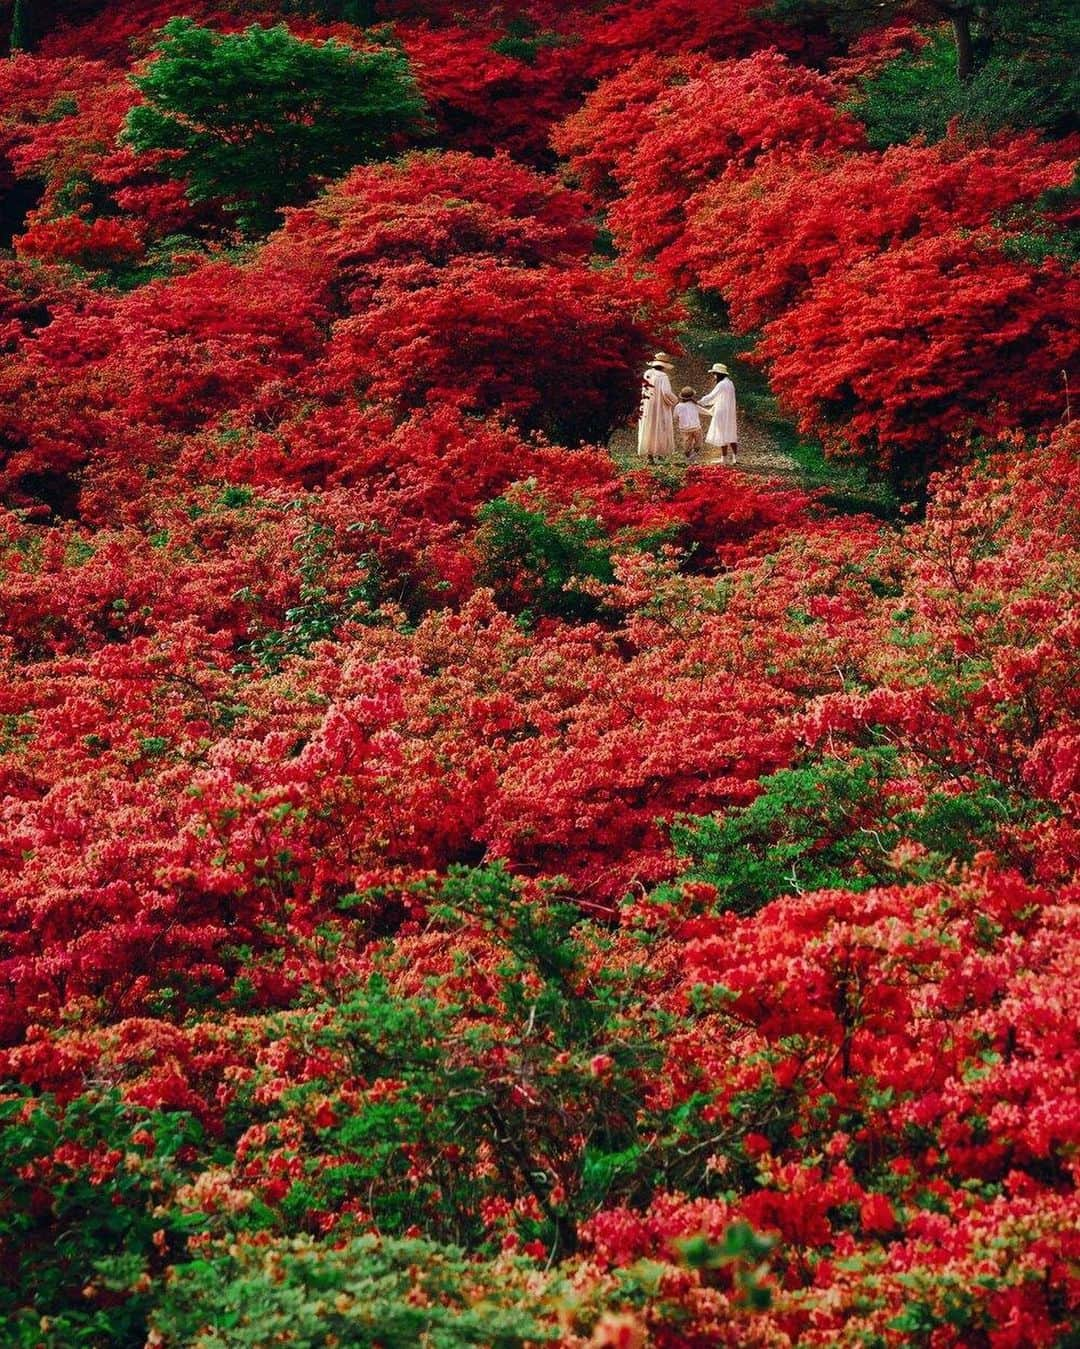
[124,19,426,234]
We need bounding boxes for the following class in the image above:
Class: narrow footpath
[609,342,801,479]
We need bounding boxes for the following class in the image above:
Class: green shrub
[0,1091,207,1347]
[1001,165,1080,267]
[490,17,562,65]
[475,490,616,622]
[268,865,734,1252]
[671,750,1043,914]
[124,20,425,235]
[310,866,673,1251]
[149,1225,777,1346]
[671,753,898,913]
[150,1234,556,1348]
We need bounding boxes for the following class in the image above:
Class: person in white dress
[637,352,678,463]
[699,362,738,464]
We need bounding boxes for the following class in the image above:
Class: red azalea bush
[667,130,1079,477]
[36,0,238,60]
[577,35,1077,480]
[265,148,597,310]
[34,0,380,60]
[16,211,145,264]
[552,52,715,201]
[681,133,1079,330]
[604,50,865,285]
[392,18,576,163]
[1,404,1077,1342]
[0,50,208,264]
[0,145,664,514]
[392,0,805,163]
[328,255,673,443]
[564,0,813,83]
[755,230,1079,474]
[668,469,814,570]
[0,252,330,512]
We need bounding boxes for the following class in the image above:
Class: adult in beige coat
[637,352,678,463]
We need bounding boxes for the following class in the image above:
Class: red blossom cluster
[0,2,1077,1344]
[3,407,1076,1336]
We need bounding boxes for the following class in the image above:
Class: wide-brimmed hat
[709,363,730,375]
[649,351,675,369]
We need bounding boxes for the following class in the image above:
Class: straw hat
[709,363,730,375]
[680,386,695,398]
[649,351,675,369]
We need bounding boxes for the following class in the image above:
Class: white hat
[709,363,730,375]
[649,351,675,368]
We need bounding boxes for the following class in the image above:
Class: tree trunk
[10,0,33,51]
[8,0,73,53]
[951,8,976,81]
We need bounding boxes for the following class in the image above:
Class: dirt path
[610,347,800,479]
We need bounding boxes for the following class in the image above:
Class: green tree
[766,0,1080,93]
[475,490,616,624]
[668,750,1044,915]
[123,19,425,236]
[849,7,1080,144]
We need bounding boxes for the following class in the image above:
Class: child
[674,387,703,462]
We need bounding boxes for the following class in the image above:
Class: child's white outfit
[675,399,703,459]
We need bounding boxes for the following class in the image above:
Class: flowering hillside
[0,2,1077,1346]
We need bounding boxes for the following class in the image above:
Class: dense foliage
[767,0,1080,140]
[124,19,425,234]
[0,1,1077,1345]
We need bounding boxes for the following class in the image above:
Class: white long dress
[700,376,737,448]
[637,366,678,458]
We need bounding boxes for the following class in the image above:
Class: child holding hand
[674,387,704,462]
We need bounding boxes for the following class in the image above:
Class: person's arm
[697,386,720,408]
